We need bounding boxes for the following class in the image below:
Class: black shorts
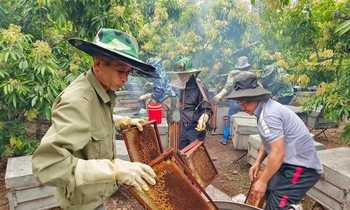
[265,164,320,210]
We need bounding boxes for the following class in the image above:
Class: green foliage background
[0,0,349,156]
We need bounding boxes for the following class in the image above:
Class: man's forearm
[259,148,284,183]
[255,144,267,165]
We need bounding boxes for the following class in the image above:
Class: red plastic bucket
[147,102,162,124]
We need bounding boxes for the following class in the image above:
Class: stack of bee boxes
[307,147,350,210]
[114,90,143,116]
[246,135,265,166]
[247,134,326,166]
[5,156,58,210]
[231,112,258,150]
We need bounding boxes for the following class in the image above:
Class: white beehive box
[211,104,229,135]
[115,140,130,161]
[5,156,58,210]
[247,135,326,166]
[157,119,169,150]
[231,112,258,150]
[307,147,350,210]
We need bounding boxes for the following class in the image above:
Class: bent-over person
[226,72,322,210]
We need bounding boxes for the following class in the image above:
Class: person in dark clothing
[167,65,213,150]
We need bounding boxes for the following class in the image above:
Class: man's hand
[251,179,267,202]
[114,116,145,131]
[195,113,209,131]
[113,159,156,192]
[249,162,260,181]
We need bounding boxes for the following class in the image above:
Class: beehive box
[246,135,266,166]
[307,147,350,210]
[115,140,130,161]
[179,140,218,188]
[128,149,218,210]
[157,119,169,150]
[231,112,258,150]
[5,156,58,210]
[212,104,229,135]
[122,121,163,164]
[114,90,143,116]
[247,135,326,166]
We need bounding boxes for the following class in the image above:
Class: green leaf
[31,95,38,107]
[335,20,350,36]
[4,52,9,62]
[19,60,28,70]
[11,95,17,108]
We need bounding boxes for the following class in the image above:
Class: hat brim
[235,63,251,70]
[69,38,159,78]
[167,69,202,75]
[225,87,271,100]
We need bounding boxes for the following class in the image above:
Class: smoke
[123,0,259,94]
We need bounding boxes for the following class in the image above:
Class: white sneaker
[289,204,303,210]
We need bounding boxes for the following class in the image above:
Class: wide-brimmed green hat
[226,71,270,100]
[68,28,158,78]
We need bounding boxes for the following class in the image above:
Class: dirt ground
[0,128,347,210]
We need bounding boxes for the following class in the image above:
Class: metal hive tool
[128,149,218,210]
[122,121,163,164]
[179,140,218,188]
